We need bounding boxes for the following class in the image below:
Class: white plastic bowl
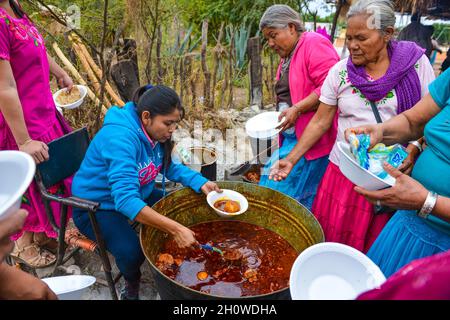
[245,111,283,140]
[53,85,88,110]
[337,141,395,191]
[41,275,96,300]
[206,189,249,218]
[289,242,386,300]
[0,151,35,221]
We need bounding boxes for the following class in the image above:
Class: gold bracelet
[19,138,33,146]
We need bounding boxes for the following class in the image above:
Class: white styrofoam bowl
[53,85,88,110]
[245,111,283,140]
[0,151,35,221]
[289,242,386,300]
[206,189,249,218]
[337,141,395,191]
[41,275,96,300]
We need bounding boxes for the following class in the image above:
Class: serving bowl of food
[206,189,248,217]
[53,85,88,110]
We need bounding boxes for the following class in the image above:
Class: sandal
[33,233,58,254]
[10,242,56,269]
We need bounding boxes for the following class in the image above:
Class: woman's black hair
[10,0,24,18]
[132,85,185,170]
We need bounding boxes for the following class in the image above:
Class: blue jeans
[72,189,165,282]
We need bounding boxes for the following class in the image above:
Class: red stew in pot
[155,221,298,297]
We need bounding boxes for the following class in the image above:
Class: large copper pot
[140,181,324,300]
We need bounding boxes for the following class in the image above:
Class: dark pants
[72,188,165,282]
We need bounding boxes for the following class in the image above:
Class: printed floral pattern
[0,8,43,47]
[339,68,395,106]
[47,183,66,196]
[21,194,30,206]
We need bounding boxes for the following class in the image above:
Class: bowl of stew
[206,189,249,218]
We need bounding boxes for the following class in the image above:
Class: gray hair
[259,4,305,33]
[347,0,396,34]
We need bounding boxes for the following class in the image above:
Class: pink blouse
[0,8,58,140]
[277,32,340,160]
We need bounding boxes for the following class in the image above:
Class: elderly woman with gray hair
[269,0,435,252]
[258,4,339,210]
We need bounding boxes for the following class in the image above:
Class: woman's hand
[344,124,383,149]
[57,72,73,91]
[398,144,420,176]
[18,139,49,164]
[0,263,58,300]
[200,182,222,195]
[172,225,198,249]
[354,163,428,210]
[277,106,299,132]
[269,159,294,181]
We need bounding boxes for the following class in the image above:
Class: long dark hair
[132,85,185,170]
[9,0,24,18]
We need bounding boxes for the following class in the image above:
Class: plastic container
[245,112,283,140]
[53,85,88,110]
[0,151,35,221]
[337,141,395,190]
[206,189,249,218]
[41,275,96,300]
[289,242,386,300]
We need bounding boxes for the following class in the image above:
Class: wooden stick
[72,41,113,108]
[69,34,125,106]
[201,20,211,108]
[52,42,108,115]
[211,22,224,109]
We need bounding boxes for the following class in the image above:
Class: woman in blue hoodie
[71,85,221,300]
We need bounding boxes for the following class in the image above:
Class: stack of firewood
[52,33,125,115]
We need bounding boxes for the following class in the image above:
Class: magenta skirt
[311,162,392,253]
[0,111,73,240]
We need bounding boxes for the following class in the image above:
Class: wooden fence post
[248,36,263,109]
[201,20,211,108]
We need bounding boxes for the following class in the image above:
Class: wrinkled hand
[172,225,198,249]
[277,106,299,132]
[269,159,294,182]
[19,140,49,164]
[0,263,58,300]
[201,181,222,195]
[344,124,383,149]
[354,163,428,210]
[0,209,28,263]
[57,73,74,91]
[398,144,420,176]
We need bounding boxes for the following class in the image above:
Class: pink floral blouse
[0,7,58,140]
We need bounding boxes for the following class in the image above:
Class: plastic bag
[348,133,408,180]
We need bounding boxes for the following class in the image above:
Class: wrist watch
[409,140,423,153]
[418,191,438,219]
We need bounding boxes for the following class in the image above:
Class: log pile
[52,33,125,116]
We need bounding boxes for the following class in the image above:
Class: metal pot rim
[186,146,217,167]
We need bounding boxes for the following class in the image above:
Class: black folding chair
[34,127,120,300]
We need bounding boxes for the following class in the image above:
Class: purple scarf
[347,41,425,114]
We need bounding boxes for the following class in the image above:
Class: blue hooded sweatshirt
[71,102,208,220]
